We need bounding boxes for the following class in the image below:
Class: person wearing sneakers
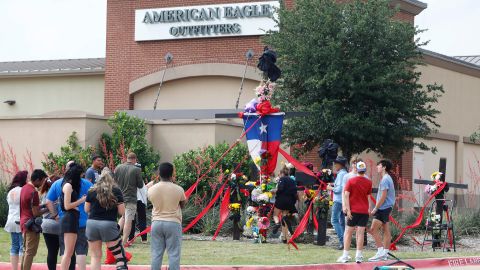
[368,159,396,262]
[337,161,372,264]
[327,156,348,250]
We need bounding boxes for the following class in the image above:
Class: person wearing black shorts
[337,161,372,264]
[374,207,392,224]
[347,213,369,227]
[59,165,87,270]
[369,160,396,262]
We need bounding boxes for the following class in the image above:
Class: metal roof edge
[0,69,105,78]
[419,48,480,73]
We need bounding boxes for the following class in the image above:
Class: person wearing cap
[368,159,396,262]
[338,161,372,263]
[327,156,348,250]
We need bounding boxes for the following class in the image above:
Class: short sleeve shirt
[114,163,144,204]
[376,174,396,210]
[148,181,186,224]
[86,187,124,221]
[20,183,39,233]
[344,176,372,214]
[46,178,92,228]
[85,167,99,184]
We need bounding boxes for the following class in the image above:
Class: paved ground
[2,256,479,270]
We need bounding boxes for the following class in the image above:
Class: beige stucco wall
[0,75,104,116]
[462,143,480,207]
[133,76,258,110]
[411,63,480,206]
[417,64,480,137]
[149,119,287,163]
[412,138,456,204]
[149,120,218,163]
[0,114,110,180]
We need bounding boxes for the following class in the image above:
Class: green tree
[265,0,443,159]
[101,112,160,180]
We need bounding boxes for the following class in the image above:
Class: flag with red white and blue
[243,112,284,175]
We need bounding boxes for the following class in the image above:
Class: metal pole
[235,49,255,110]
[153,52,173,110]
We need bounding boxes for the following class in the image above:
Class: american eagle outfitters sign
[135,1,279,41]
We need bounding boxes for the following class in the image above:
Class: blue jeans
[331,202,345,245]
[10,232,23,256]
[151,220,182,270]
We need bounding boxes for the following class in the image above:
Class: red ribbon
[389,182,447,250]
[183,178,228,233]
[279,148,329,249]
[313,208,319,231]
[125,224,151,247]
[184,117,262,200]
[255,101,280,116]
[212,187,231,240]
[279,148,317,178]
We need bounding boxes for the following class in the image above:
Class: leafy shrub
[0,181,8,226]
[173,143,254,197]
[42,132,95,175]
[455,209,480,236]
[100,112,160,180]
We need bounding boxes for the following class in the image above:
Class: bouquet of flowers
[425,171,443,195]
[314,190,333,220]
[255,82,276,102]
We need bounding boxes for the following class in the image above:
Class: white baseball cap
[356,161,367,173]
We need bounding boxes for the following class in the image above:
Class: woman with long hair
[4,170,28,270]
[85,167,127,270]
[271,166,298,243]
[39,175,60,270]
[60,164,86,270]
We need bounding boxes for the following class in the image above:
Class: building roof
[0,58,105,77]
[453,56,480,67]
[420,49,480,70]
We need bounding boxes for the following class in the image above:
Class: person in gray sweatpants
[147,162,186,270]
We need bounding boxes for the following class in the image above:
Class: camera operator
[19,169,49,270]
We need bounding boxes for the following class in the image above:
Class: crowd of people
[4,148,397,269]
[268,156,396,264]
[4,152,185,270]
[333,158,396,263]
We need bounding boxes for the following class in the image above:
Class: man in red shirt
[337,161,372,264]
[20,169,48,270]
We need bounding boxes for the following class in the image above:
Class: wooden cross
[413,158,468,190]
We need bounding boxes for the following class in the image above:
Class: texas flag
[243,112,284,175]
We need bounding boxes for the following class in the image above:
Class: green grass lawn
[0,229,476,265]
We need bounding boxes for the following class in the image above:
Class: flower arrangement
[255,82,276,102]
[314,190,332,220]
[304,189,316,201]
[257,216,270,229]
[318,168,334,183]
[425,171,443,195]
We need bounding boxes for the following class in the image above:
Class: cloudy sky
[0,0,478,62]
